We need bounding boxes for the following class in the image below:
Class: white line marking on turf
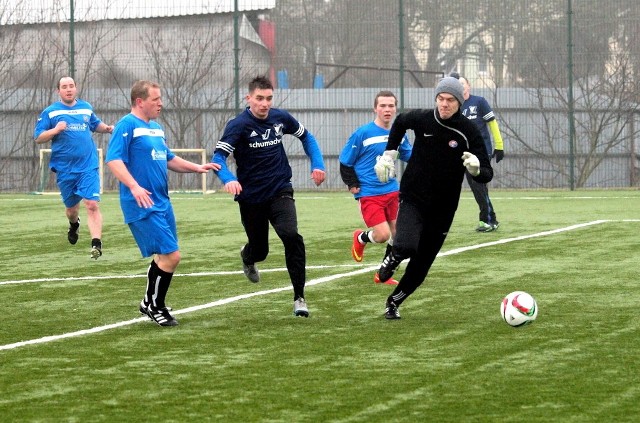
[0,264,369,286]
[0,219,631,351]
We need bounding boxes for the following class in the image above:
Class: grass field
[1,190,639,422]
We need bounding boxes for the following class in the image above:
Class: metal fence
[1,0,639,193]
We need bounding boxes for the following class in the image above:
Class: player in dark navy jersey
[212,76,326,317]
[456,74,505,232]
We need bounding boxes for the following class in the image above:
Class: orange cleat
[351,230,366,262]
[374,272,399,285]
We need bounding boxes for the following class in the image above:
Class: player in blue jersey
[339,91,412,285]
[34,76,113,259]
[212,75,326,318]
[106,80,219,327]
[454,74,505,232]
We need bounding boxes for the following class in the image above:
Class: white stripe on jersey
[362,135,388,147]
[215,141,234,154]
[49,108,93,118]
[293,124,305,138]
[482,111,495,121]
[133,127,165,138]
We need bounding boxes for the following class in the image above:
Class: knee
[158,251,181,272]
[372,227,392,243]
[84,200,100,213]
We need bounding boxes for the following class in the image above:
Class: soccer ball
[500,291,538,327]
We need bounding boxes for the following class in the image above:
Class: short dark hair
[374,90,397,108]
[248,76,273,93]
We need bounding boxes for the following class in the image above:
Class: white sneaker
[293,298,309,317]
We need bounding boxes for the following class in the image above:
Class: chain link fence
[1,0,639,193]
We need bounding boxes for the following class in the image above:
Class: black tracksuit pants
[238,188,306,300]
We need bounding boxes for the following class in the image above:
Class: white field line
[1,219,636,351]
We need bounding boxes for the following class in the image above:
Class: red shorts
[358,192,400,228]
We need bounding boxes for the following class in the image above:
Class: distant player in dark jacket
[456,73,504,232]
[373,76,493,319]
[212,75,326,318]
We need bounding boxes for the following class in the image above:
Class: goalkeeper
[374,76,493,319]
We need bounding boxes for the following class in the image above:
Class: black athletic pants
[465,170,497,224]
[238,188,306,300]
[388,199,450,306]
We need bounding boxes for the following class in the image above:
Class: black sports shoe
[68,218,80,245]
[385,300,401,320]
[146,306,178,327]
[240,246,260,283]
[378,253,401,283]
[140,301,172,317]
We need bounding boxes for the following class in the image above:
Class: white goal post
[37,148,104,195]
[38,148,210,195]
[171,148,209,195]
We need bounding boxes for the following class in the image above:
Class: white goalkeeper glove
[374,150,398,183]
[461,151,480,176]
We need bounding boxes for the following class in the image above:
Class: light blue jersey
[33,99,102,174]
[105,113,175,224]
[339,121,412,198]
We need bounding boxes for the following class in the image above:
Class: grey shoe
[476,221,495,232]
[293,297,309,317]
[240,246,260,283]
[90,245,102,260]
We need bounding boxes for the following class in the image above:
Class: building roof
[1,0,276,25]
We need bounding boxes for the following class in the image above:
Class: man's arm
[106,159,154,209]
[34,122,66,144]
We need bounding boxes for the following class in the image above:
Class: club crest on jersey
[448,140,458,148]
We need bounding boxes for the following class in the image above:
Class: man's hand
[374,150,398,183]
[461,152,480,176]
[224,181,242,196]
[311,169,326,186]
[492,149,504,163]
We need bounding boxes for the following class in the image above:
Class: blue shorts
[56,170,101,208]
[128,208,179,258]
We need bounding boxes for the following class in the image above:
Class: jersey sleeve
[33,109,52,139]
[339,130,363,166]
[283,111,325,171]
[478,97,495,123]
[105,120,130,164]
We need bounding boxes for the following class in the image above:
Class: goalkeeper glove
[492,149,504,163]
[374,150,398,183]
[461,152,480,176]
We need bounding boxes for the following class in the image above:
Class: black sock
[383,244,393,260]
[91,238,102,248]
[359,230,372,243]
[145,260,174,309]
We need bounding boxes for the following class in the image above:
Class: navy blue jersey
[213,107,324,203]
[460,94,495,156]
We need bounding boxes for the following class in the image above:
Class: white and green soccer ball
[500,291,538,327]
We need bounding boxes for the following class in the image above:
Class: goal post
[171,148,209,195]
[37,148,104,194]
